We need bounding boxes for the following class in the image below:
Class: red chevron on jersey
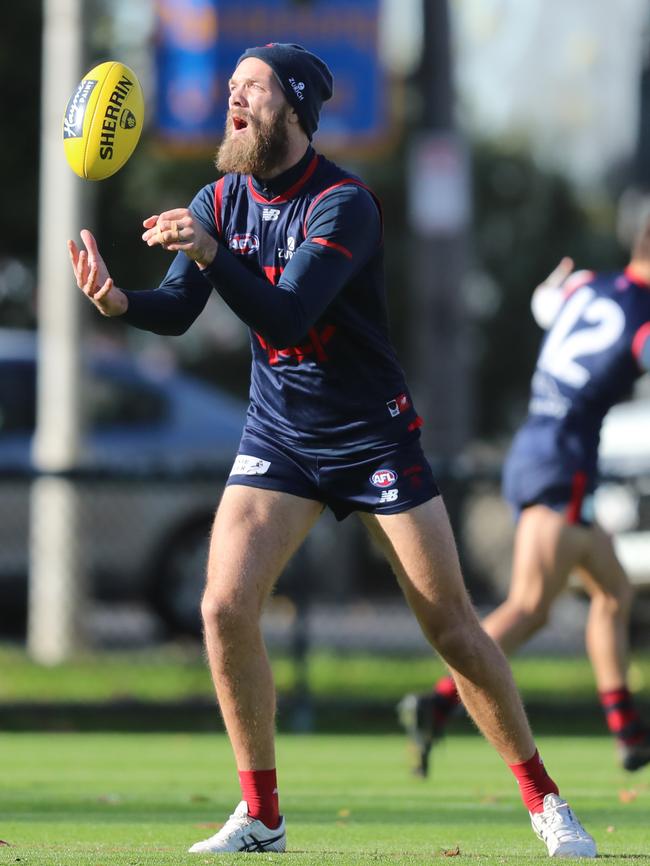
[263,265,284,285]
[255,324,336,365]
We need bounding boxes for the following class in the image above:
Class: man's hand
[530,257,575,330]
[142,208,218,269]
[142,208,217,268]
[68,230,128,317]
[536,256,575,292]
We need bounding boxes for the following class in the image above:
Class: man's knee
[201,587,256,639]
[435,617,509,683]
[512,599,550,633]
[591,583,633,620]
[424,602,486,665]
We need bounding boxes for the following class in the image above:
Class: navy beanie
[236,43,333,139]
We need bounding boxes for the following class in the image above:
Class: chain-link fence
[3,462,650,656]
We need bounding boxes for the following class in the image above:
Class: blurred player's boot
[188,801,286,853]
[620,732,650,772]
[529,794,597,858]
[600,686,650,772]
[397,693,444,777]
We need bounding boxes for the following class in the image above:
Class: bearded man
[68,43,596,858]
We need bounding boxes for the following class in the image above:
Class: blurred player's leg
[578,527,650,771]
[190,485,321,854]
[481,505,586,652]
[397,677,460,776]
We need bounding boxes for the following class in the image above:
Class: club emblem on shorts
[230,455,271,476]
[371,469,398,488]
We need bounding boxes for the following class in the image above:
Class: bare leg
[363,496,534,763]
[399,505,589,775]
[577,525,634,691]
[484,508,633,691]
[481,505,589,653]
[201,485,322,770]
[385,497,596,854]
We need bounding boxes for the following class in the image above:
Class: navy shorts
[513,472,595,527]
[226,428,439,521]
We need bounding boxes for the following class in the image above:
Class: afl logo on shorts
[371,469,398,488]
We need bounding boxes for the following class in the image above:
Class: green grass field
[1,732,649,864]
[2,645,650,705]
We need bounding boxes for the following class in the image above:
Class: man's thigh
[206,485,323,610]
[360,496,473,621]
[508,504,589,608]
[576,523,630,598]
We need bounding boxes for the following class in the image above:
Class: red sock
[508,749,559,813]
[432,675,461,729]
[599,686,647,746]
[238,769,280,829]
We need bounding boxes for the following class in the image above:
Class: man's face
[216,57,293,177]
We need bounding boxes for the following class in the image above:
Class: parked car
[0,328,248,636]
[595,390,650,589]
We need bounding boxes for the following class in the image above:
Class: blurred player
[68,43,595,858]
[399,237,650,779]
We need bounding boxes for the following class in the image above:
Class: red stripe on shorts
[566,471,587,525]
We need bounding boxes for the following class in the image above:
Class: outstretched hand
[536,256,575,292]
[530,256,575,329]
[68,229,128,317]
[142,208,218,268]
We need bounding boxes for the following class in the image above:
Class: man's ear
[287,108,301,127]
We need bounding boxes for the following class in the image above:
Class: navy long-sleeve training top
[122,146,422,455]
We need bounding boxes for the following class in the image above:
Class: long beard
[216,107,290,177]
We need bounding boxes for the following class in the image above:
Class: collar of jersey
[248,146,318,204]
[624,264,650,289]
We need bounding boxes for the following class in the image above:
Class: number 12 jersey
[503,267,650,506]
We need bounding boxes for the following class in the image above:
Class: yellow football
[62,61,144,180]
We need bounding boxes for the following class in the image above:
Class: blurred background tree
[0,0,43,327]
[0,0,636,444]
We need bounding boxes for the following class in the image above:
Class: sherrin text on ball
[62,61,144,180]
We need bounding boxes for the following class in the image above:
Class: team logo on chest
[278,236,296,261]
[229,233,260,255]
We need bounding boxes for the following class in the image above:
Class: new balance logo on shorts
[379,489,399,503]
[230,455,271,476]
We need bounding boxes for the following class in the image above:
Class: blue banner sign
[154,0,388,151]
[154,0,222,142]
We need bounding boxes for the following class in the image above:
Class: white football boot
[530,794,597,858]
[188,800,286,854]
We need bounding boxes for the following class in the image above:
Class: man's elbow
[260,315,308,348]
[154,317,194,337]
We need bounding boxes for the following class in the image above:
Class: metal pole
[28,0,86,664]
